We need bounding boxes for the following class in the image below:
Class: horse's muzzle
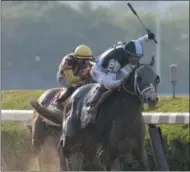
[147,97,158,110]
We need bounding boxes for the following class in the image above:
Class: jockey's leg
[90,89,113,113]
[54,83,83,108]
[54,86,74,108]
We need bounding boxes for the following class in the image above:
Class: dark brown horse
[30,88,67,171]
[29,61,95,171]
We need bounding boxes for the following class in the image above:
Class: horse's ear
[149,56,155,67]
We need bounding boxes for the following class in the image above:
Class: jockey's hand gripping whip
[127,2,158,44]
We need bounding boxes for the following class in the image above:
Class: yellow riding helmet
[74,44,93,60]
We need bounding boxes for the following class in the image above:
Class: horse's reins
[134,65,157,101]
[122,64,156,103]
[122,64,141,98]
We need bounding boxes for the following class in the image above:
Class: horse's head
[122,63,160,108]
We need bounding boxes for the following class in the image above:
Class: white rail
[1,110,189,124]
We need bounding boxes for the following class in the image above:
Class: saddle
[81,84,114,128]
[62,84,117,142]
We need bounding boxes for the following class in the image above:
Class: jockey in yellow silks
[55,44,94,108]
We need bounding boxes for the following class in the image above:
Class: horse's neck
[118,88,142,106]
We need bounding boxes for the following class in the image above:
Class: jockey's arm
[56,57,72,88]
[136,34,149,43]
[99,74,122,90]
[136,32,156,44]
[120,64,135,76]
[91,59,124,90]
[57,67,71,88]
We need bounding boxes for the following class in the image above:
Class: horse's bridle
[122,64,155,102]
[122,65,142,100]
[123,64,157,103]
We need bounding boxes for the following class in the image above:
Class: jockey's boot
[53,83,83,109]
[53,86,75,109]
[88,85,107,122]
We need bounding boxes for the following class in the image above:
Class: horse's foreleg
[142,147,150,170]
[105,153,116,171]
[81,138,102,171]
[119,156,125,170]
[133,146,150,171]
[65,158,72,171]
[131,119,150,170]
[58,145,69,171]
[82,156,101,171]
[132,130,150,171]
[33,156,40,171]
[106,157,116,171]
[99,148,116,171]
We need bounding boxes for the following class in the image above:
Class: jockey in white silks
[87,31,156,122]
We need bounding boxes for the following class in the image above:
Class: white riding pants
[91,64,134,89]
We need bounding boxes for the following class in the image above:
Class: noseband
[122,64,157,102]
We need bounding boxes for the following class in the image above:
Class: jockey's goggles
[67,58,90,69]
[125,50,143,59]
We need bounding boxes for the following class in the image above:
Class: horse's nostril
[147,96,158,104]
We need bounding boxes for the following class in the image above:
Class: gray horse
[31,62,160,171]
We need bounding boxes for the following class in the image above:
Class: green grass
[1,90,44,109]
[1,90,189,112]
[1,121,32,170]
[145,96,189,112]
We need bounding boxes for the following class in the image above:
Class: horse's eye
[156,75,160,84]
[137,76,142,81]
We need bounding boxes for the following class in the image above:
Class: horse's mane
[122,64,139,92]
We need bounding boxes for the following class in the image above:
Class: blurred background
[1,1,189,95]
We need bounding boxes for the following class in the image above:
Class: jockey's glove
[148,31,155,40]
